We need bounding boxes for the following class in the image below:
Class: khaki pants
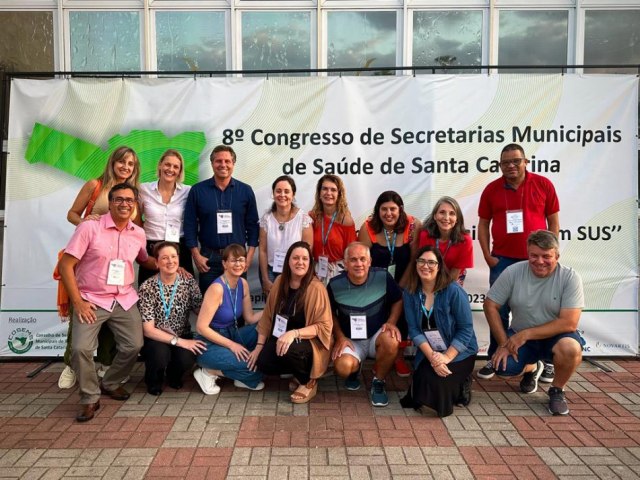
[71,303,143,404]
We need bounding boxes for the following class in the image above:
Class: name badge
[506,210,524,234]
[107,259,125,286]
[273,314,288,338]
[272,250,286,273]
[387,263,396,278]
[424,329,447,352]
[317,256,329,279]
[165,222,180,242]
[217,210,233,234]
[350,314,367,339]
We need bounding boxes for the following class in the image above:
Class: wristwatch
[170,336,178,346]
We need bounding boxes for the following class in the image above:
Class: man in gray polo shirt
[483,230,584,415]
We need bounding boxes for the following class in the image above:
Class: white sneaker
[234,379,265,391]
[58,365,76,389]
[194,368,220,395]
[97,365,129,384]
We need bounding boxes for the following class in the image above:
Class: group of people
[57,142,585,423]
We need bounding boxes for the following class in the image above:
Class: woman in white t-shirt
[259,175,313,296]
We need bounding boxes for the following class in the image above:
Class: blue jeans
[487,255,525,358]
[496,329,585,376]
[198,249,224,295]
[196,323,263,388]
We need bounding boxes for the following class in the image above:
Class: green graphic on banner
[24,123,207,185]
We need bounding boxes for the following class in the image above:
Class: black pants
[256,337,313,384]
[142,337,196,391]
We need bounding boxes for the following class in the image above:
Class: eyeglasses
[226,257,246,264]
[111,197,136,205]
[499,158,525,167]
[416,259,438,268]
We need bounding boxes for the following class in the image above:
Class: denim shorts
[496,329,585,376]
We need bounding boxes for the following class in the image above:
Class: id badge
[350,314,367,339]
[217,210,233,234]
[424,329,447,352]
[272,250,286,273]
[273,314,288,338]
[107,259,125,286]
[387,263,396,278]
[165,222,180,242]
[506,210,524,234]
[317,256,329,278]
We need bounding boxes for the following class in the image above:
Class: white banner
[2,75,638,356]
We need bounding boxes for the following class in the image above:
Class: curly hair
[310,174,351,220]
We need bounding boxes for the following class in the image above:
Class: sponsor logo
[8,327,34,354]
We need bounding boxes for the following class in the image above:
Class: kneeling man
[483,230,584,415]
[328,242,402,407]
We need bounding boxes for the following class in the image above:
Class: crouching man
[483,230,584,415]
[59,183,156,421]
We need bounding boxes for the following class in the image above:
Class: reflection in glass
[413,11,482,73]
[242,11,311,72]
[156,11,226,72]
[328,11,396,75]
[498,10,568,73]
[585,10,640,74]
[0,11,54,72]
[70,11,141,71]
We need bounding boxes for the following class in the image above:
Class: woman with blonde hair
[58,146,141,389]
[138,149,193,286]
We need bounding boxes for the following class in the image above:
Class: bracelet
[256,342,265,346]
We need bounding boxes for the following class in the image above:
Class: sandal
[290,379,318,404]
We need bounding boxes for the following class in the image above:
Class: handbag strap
[83,178,103,218]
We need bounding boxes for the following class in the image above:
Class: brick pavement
[0,359,638,479]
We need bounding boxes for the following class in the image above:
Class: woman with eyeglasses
[412,196,473,285]
[58,146,141,390]
[309,174,356,284]
[138,242,205,396]
[193,244,264,394]
[259,175,314,296]
[250,241,333,404]
[400,245,478,417]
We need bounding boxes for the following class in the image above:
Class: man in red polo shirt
[477,144,559,381]
[59,183,157,422]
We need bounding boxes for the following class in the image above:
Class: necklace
[276,208,294,230]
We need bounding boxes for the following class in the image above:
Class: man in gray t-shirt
[483,230,584,416]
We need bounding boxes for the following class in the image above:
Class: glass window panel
[70,11,141,71]
[498,10,568,73]
[156,11,226,72]
[412,10,482,73]
[584,10,640,74]
[327,11,397,75]
[0,11,54,73]
[241,11,311,72]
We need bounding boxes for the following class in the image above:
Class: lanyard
[222,276,239,323]
[158,276,180,321]
[419,291,434,319]
[435,238,452,261]
[383,229,397,263]
[321,212,337,254]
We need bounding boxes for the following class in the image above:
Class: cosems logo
[8,328,34,354]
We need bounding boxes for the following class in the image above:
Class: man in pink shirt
[59,183,157,422]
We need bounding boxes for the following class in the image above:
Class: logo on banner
[8,328,34,354]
